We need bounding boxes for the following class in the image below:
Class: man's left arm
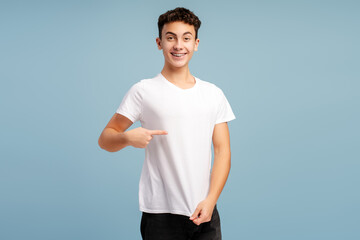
[189,122,232,225]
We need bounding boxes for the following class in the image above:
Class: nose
[173,39,184,50]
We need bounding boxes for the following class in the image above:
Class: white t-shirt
[116,73,236,217]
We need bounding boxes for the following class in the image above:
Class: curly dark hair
[158,7,201,40]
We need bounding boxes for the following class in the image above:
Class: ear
[156,37,162,50]
[194,38,200,51]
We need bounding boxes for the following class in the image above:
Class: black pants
[140,205,222,240]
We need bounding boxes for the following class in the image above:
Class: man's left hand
[189,198,216,225]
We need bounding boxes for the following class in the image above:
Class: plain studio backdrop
[0,0,359,239]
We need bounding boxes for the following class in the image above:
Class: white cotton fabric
[116,73,236,217]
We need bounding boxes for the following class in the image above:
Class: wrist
[120,131,131,147]
[205,195,218,205]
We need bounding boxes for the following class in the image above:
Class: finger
[149,130,168,135]
[193,218,202,225]
[189,208,201,220]
[193,213,204,225]
[193,212,210,225]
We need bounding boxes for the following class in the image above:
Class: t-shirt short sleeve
[215,89,236,124]
[116,81,143,123]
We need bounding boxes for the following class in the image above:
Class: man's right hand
[125,127,168,148]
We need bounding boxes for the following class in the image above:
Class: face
[156,21,200,70]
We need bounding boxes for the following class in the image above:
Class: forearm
[98,128,129,152]
[206,149,231,204]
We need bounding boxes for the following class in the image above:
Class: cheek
[161,42,172,50]
[187,45,196,52]
[186,42,196,51]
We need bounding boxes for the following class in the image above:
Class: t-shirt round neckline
[159,73,199,92]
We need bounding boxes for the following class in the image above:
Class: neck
[161,64,193,83]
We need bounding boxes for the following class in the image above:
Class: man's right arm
[98,113,133,152]
[98,113,168,152]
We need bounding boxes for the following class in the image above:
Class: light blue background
[1,0,359,239]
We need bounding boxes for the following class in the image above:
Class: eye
[167,36,174,40]
[184,37,191,41]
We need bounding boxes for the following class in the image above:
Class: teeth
[172,53,185,57]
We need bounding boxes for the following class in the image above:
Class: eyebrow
[165,31,193,36]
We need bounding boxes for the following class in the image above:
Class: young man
[98,7,235,240]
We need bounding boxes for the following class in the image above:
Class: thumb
[149,130,168,135]
[189,208,201,220]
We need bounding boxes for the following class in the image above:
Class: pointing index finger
[149,130,168,135]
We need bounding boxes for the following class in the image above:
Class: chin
[165,59,187,68]
[170,63,188,68]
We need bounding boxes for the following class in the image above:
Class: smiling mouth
[171,53,187,57]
